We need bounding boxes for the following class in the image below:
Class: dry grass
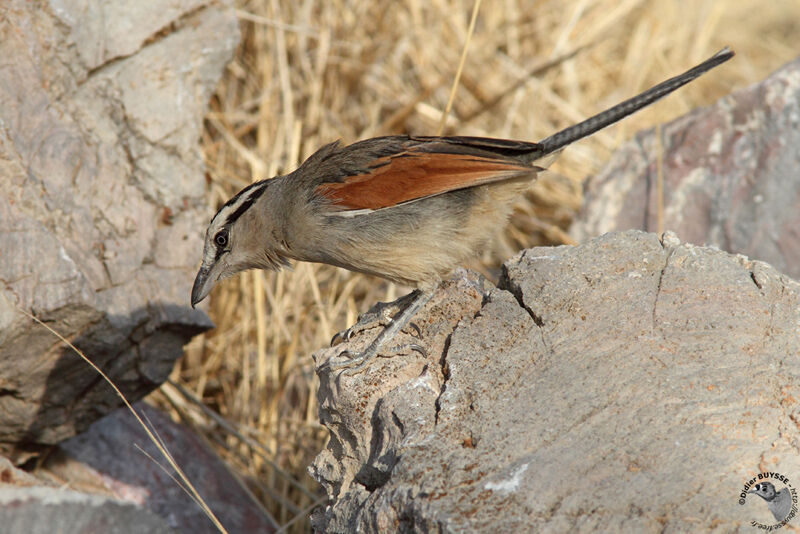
[148,0,800,531]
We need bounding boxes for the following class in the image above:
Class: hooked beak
[191,266,213,308]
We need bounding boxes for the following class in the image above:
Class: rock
[0,456,46,488]
[0,457,175,534]
[1,450,175,534]
[0,1,238,455]
[40,402,278,533]
[310,230,800,533]
[0,486,176,534]
[0,402,277,533]
[571,57,800,281]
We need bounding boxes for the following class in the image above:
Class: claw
[407,343,427,357]
[330,320,374,347]
[330,331,343,347]
[407,322,422,339]
[343,326,355,341]
[382,343,427,358]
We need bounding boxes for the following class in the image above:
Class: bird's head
[749,482,777,501]
[191,179,290,308]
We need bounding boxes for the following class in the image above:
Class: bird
[191,47,734,373]
[749,482,793,522]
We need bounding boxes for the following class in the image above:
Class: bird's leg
[330,289,423,346]
[327,289,434,374]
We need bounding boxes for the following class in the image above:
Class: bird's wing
[312,136,544,212]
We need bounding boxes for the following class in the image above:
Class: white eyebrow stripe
[215,179,271,227]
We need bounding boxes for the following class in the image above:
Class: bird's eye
[214,230,228,247]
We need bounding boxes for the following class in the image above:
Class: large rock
[1,450,175,534]
[572,57,800,281]
[0,487,176,534]
[0,402,278,533]
[0,1,238,455]
[311,231,800,532]
[43,402,278,533]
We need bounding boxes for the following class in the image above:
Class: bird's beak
[191,266,213,308]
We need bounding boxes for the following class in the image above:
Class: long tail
[535,47,734,158]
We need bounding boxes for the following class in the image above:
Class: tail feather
[534,47,734,159]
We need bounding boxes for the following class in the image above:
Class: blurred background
[147,0,800,531]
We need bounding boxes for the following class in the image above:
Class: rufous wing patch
[316,152,535,210]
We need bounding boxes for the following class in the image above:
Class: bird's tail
[535,47,734,158]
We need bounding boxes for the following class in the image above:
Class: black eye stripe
[213,229,229,262]
[222,180,270,226]
[214,244,226,262]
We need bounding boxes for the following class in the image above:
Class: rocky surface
[311,230,800,533]
[0,486,176,534]
[572,57,800,281]
[42,402,278,533]
[0,0,238,455]
[0,402,278,533]
[1,447,176,534]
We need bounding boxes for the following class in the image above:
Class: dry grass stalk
[21,310,228,533]
[149,1,800,531]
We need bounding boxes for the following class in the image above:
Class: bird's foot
[327,342,428,375]
[329,290,422,346]
[324,290,433,375]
